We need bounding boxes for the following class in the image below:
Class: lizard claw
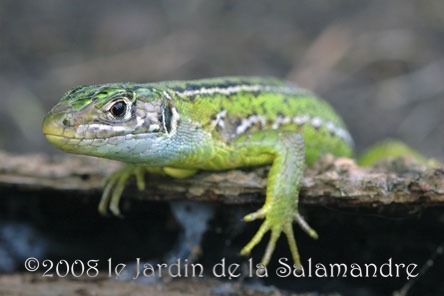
[241,207,316,266]
[98,164,147,217]
[293,212,318,239]
[243,207,267,222]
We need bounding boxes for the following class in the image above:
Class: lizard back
[164,77,354,165]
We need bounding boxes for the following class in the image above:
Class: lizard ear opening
[162,103,173,133]
[161,95,180,135]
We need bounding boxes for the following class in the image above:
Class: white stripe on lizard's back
[175,84,311,97]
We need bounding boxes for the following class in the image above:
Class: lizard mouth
[42,112,79,151]
[42,112,65,136]
[44,134,65,142]
[42,113,64,140]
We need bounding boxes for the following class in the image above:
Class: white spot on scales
[236,115,267,135]
[234,113,353,146]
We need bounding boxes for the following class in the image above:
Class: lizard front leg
[233,130,318,266]
[99,165,197,216]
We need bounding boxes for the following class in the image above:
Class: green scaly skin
[42,76,354,266]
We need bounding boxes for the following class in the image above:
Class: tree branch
[0,151,443,207]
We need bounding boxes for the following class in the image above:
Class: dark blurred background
[1,0,443,160]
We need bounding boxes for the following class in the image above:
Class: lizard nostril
[62,118,69,126]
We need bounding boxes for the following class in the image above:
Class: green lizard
[42,76,356,266]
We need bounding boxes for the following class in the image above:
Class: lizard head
[42,83,178,161]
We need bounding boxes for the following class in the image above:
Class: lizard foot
[240,208,318,266]
[98,164,147,217]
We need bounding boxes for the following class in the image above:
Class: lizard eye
[110,101,126,118]
[106,97,133,121]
